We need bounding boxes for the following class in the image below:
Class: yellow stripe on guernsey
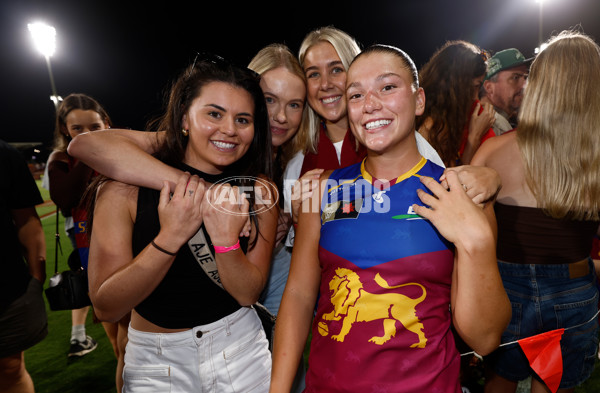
[327,175,362,194]
[360,157,427,185]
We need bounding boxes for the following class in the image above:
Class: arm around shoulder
[68,129,182,190]
[205,178,279,306]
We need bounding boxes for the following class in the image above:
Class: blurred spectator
[45,94,100,359]
[45,93,127,391]
[0,139,47,393]
[417,40,496,166]
[480,48,532,135]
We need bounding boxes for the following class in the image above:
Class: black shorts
[0,277,48,357]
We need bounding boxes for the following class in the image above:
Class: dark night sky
[2,0,599,159]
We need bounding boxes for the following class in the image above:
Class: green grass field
[27,181,118,393]
[25,180,600,392]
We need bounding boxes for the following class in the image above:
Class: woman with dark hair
[87,57,277,392]
[417,40,496,166]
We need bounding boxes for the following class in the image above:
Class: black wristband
[151,240,177,256]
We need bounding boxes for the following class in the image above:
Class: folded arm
[462,102,496,165]
[204,180,278,305]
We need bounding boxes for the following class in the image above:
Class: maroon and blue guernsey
[305,157,460,393]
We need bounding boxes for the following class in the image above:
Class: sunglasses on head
[480,49,491,63]
[188,51,259,79]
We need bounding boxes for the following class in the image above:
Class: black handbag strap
[53,206,62,274]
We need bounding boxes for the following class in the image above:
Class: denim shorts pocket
[223,329,270,393]
[123,365,171,393]
[557,323,598,388]
[553,289,598,329]
[504,301,522,338]
[553,289,599,387]
[581,331,600,380]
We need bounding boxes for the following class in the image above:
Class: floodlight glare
[28,22,56,58]
[27,22,60,108]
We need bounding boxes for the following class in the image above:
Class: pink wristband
[214,240,241,254]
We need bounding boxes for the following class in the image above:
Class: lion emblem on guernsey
[319,268,427,348]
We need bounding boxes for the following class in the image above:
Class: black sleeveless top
[132,163,246,329]
[495,202,599,264]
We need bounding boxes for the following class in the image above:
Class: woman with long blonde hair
[472,30,600,393]
[285,26,445,238]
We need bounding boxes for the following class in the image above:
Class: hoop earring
[182,128,189,137]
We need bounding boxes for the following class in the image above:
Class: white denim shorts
[123,306,271,393]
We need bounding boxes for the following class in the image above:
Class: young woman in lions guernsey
[270,44,510,393]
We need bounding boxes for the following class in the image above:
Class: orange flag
[518,328,565,393]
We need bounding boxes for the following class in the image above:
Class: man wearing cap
[481,48,533,135]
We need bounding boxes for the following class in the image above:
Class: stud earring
[182,128,189,137]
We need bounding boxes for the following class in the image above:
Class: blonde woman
[248,42,309,393]
[293,25,363,168]
[471,31,600,393]
[285,26,444,240]
[247,44,307,316]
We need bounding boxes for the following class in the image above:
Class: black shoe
[68,335,98,357]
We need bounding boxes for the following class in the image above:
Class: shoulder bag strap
[53,207,62,274]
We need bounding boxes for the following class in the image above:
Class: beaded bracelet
[214,240,241,254]
[151,240,177,256]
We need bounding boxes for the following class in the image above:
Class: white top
[492,111,514,136]
[332,140,343,163]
